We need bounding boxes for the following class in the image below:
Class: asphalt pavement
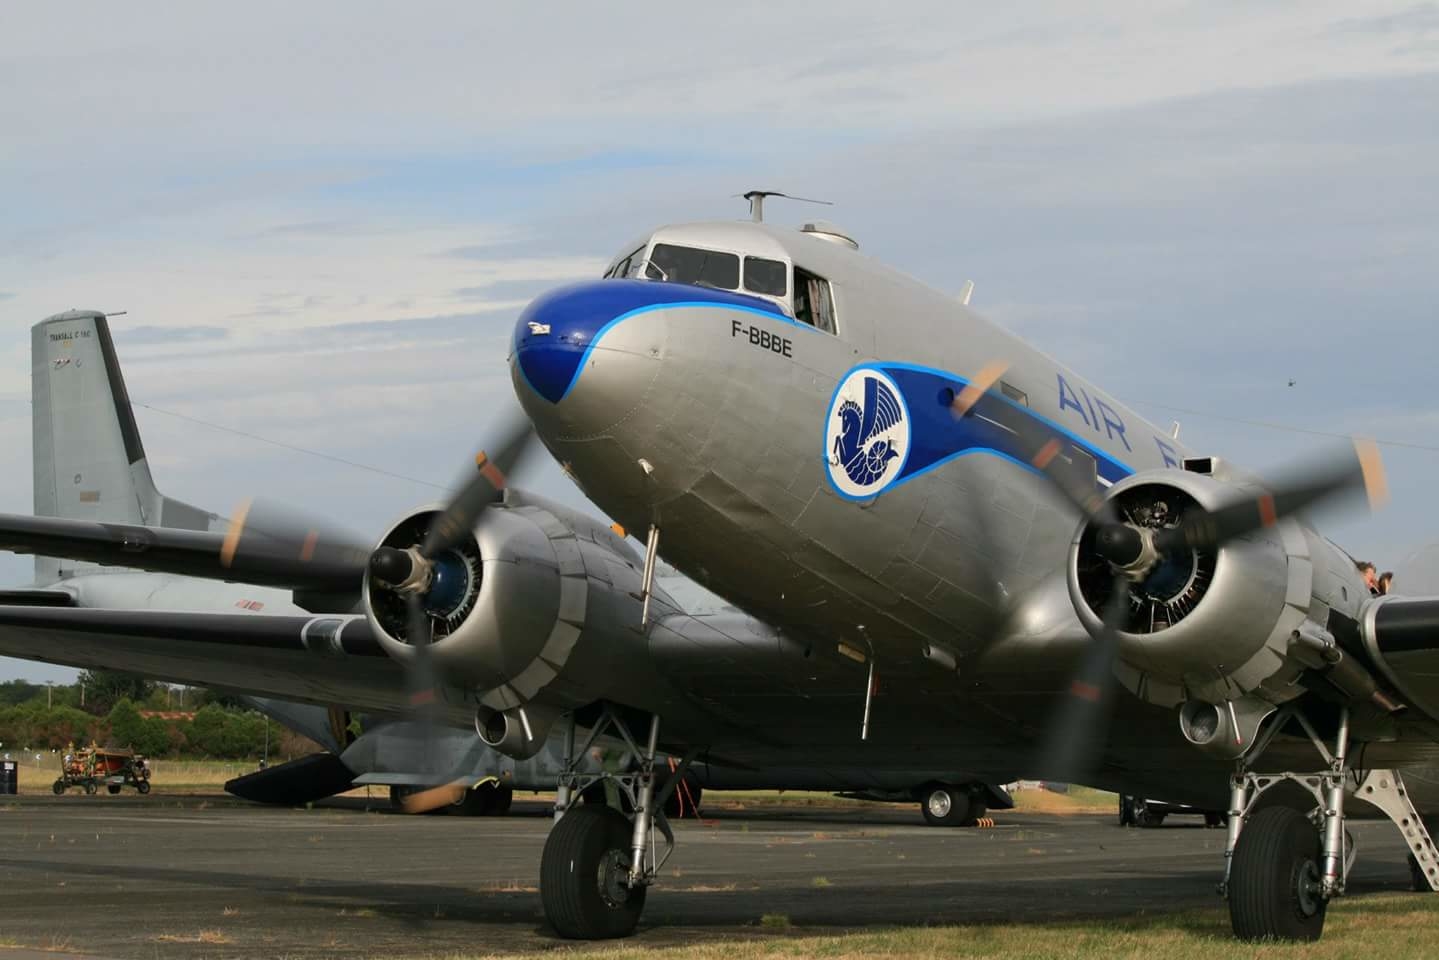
[0,793,1419,958]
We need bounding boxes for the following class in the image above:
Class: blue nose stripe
[513,279,787,404]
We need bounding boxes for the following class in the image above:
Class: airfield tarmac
[0,794,1420,959]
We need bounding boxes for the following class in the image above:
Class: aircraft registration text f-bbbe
[4,194,1439,942]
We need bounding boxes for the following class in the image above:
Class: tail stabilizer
[31,310,217,581]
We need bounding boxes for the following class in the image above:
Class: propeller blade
[218,497,371,587]
[954,362,1112,523]
[1033,576,1129,784]
[420,414,537,558]
[1154,437,1388,553]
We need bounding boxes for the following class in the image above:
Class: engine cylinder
[1067,470,1319,708]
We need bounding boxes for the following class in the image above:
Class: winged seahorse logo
[830,373,906,492]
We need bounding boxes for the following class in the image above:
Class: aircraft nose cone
[511,281,628,406]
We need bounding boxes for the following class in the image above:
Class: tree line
[0,671,298,760]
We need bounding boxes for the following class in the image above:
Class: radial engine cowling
[1067,469,1333,709]
[362,504,569,699]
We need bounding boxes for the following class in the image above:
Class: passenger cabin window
[793,267,836,333]
[645,243,739,290]
[603,245,646,279]
[744,257,787,296]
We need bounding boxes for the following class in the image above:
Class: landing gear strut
[541,706,694,939]
[1220,704,1439,941]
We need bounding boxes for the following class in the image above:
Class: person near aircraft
[1378,571,1394,595]
[1356,561,1379,595]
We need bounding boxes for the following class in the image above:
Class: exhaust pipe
[475,703,561,760]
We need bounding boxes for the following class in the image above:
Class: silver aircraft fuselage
[509,220,1439,808]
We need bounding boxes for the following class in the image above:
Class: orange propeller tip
[950,360,1011,418]
[401,782,465,815]
[219,497,254,569]
[1354,437,1389,510]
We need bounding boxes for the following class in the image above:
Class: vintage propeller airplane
[3,192,1439,942]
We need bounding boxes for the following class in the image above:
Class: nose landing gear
[1219,704,1439,941]
[541,706,696,940]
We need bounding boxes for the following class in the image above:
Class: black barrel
[0,760,17,795]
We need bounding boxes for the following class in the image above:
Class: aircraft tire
[489,785,513,815]
[1133,800,1165,828]
[663,778,702,820]
[1118,795,1135,827]
[541,804,646,939]
[136,780,150,795]
[919,784,971,827]
[84,781,97,795]
[52,780,65,796]
[107,784,121,795]
[1228,805,1327,942]
[1205,811,1227,829]
[454,784,499,817]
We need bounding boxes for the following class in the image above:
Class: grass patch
[810,876,832,888]
[420,895,1439,959]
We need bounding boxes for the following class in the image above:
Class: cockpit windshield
[645,243,739,290]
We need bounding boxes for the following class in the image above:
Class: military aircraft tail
[31,310,218,582]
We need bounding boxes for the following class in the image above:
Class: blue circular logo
[826,368,909,498]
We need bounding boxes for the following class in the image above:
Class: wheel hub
[1295,859,1323,918]
[597,848,633,907]
[927,790,952,819]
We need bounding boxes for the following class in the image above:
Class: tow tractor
[53,744,152,796]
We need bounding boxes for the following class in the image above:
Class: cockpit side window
[743,257,787,296]
[793,266,836,334]
[603,245,646,279]
[645,243,739,290]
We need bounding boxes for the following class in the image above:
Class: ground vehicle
[1118,794,1224,828]
[53,745,152,796]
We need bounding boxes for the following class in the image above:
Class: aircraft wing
[1367,595,1439,724]
[0,605,410,714]
[0,512,365,593]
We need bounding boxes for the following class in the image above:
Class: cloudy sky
[3,2,1438,682]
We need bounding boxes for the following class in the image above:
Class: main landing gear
[541,705,696,939]
[1220,704,1439,941]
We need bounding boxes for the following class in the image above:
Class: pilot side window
[645,243,739,290]
[793,266,836,333]
[743,257,787,296]
[603,245,645,279]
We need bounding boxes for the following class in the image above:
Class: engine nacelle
[361,493,653,742]
[1067,468,1360,709]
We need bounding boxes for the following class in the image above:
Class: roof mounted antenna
[740,190,832,224]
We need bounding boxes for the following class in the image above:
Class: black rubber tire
[1119,795,1135,827]
[1229,805,1327,941]
[455,785,494,817]
[52,780,65,796]
[84,781,97,796]
[136,780,151,795]
[663,779,702,820]
[1134,800,1164,828]
[919,785,971,827]
[107,784,121,795]
[489,785,513,815]
[1205,812,1227,829]
[541,805,646,939]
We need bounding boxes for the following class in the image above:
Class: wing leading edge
[0,606,410,713]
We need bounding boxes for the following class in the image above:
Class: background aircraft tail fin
[31,310,217,582]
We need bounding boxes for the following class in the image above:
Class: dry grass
[153,929,232,945]
[429,894,1439,959]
